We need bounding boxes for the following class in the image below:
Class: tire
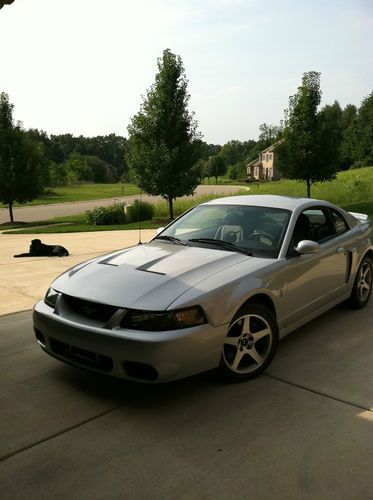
[219,303,279,382]
[348,255,372,309]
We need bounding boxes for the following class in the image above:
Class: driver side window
[287,207,337,257]
[287,212,312,257]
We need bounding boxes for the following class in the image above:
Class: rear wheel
[219,303,279,382]
[348,255,372,309]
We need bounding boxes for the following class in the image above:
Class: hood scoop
[135,255,169,275]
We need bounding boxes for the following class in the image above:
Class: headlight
[44,287,59,309]
[120,306,207,331]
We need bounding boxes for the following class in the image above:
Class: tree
[207,155,226,183]
[62,152,91,183]
[318,101,343,172]
[0,92,46,222]
[340,104,358,169]
[127,49,201,219]
[258,123,282,146]
[356,91,373,166]
[277,72,336,197]
[218,140,256,167]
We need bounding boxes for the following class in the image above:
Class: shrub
[86,201,126,225]
[128,199,154,222]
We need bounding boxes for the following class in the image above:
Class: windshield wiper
[154,235,188,246]
[188,238,252,256]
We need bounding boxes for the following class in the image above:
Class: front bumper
[33,300,226,383]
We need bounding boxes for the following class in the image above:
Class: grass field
[2,216,161,234]
[3,167,372,234]
[0,183,143,208]
[2,193,233,234]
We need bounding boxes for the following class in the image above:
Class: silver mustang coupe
[33,195,373,383]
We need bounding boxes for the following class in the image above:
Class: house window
[266,154,269,161]
[269,168,272,177]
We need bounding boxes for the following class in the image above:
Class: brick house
[246,140,282,181]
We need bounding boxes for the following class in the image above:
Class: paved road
[1,302,373,499]
[0,185,247,224]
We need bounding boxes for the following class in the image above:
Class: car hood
[52,241,251,310]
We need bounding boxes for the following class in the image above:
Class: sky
[1,0,372,145]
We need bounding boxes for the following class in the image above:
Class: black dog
[14,239,69,258]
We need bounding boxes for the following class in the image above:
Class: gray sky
[1,0,372,144]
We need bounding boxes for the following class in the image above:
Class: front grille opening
[63,294,118,322]
[50,338,113,372]
[34,328,46,347]
[123,361,158,382]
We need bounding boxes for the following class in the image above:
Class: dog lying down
[14,239,69,258]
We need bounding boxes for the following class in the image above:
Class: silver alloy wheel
[223,313,273,375]
[357,259,372,302]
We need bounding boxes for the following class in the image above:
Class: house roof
[246,139,283,168]
[247,157,262,167]
[260,139,283,154]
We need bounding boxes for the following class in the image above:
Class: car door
[280,207,352,328]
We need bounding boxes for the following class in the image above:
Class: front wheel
[348,255,372,309]
[219,303,279,382]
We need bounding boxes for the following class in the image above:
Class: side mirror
[156,227,165,235]
[295,240,320,255]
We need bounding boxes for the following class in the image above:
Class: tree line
[24,130,128,185]
[1,48,372,221]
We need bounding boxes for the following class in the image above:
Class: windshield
[155,204,291,258]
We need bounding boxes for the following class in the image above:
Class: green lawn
[247,167,373,219]
[0,183,143,208]
[3,167,372,234]
[2,214,163,234]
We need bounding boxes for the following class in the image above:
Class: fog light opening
[34,328,46,347]
[123,361,158,382]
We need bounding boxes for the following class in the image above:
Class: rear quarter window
[329,209,349,235]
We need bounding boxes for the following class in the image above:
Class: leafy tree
[127,49,201,219]
[277,72,336,197]
[340,104,358,169]
[218,140,256,167]
[318,101,343,171]
[62,153,91,183]
[49,160,67,186]
[42,132,128,182]
[0,92,46,222]
[74,133,128,180]
[207,155,226,183]
[193,158,208,184]
[258,123,282,146]
[356,91,373,166]
[227,160,247,180]
[85,155,116,183]
[50,133,76,164]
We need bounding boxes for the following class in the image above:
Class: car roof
[203,194,332,211]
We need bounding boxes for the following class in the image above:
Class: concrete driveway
[0,230,156,316]
[1,302,373,499]
[1,228,373,498]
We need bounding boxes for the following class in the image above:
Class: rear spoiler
[349,211,369,223]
